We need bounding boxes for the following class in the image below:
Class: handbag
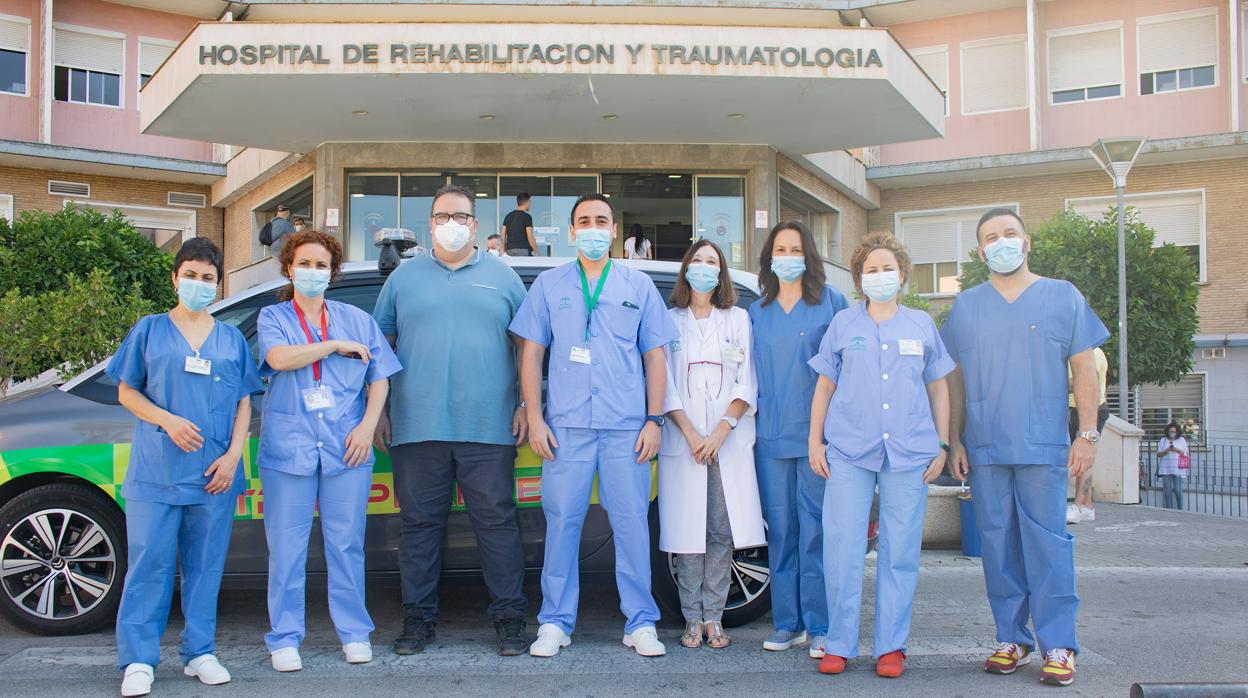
[1177,452,1191,470]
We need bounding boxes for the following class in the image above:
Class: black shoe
[495,617,529,656]
[393,617,436,655]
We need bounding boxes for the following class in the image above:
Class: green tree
[956,208,1199,387]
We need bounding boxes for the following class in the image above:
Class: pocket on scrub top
[130,421,179,488]
[607,303,642,341]
[1029,396,1071,447]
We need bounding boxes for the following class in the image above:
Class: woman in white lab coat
[659,239,766,650]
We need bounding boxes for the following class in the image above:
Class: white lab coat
[658,305,766,554]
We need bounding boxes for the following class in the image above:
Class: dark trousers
[392,441,527,621]
[506,248,533,257]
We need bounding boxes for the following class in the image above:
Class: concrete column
[38,0,52,143]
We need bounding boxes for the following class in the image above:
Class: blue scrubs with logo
[257,299,401,651]
[808,302,953,659]
[941,278,1108,654]
[509,260,678,635]
[107,313,262,669]
[748,285,846,637]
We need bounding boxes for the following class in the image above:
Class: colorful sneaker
[984,642,1031,674]
[876,650,906,678]
[818,654,847,675]
[1040,648,1076,686]
[1065,505,1080,525]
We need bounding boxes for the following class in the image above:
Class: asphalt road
[2,503,1246,697]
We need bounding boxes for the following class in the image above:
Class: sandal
[705,621,731,649]
[680,621,704,649]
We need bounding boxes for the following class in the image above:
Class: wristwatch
[1075,429,1100,444]
[646,415,666,427]
[721,416,739,430]
[939,440,951,454]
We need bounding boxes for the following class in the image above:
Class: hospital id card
[302,385,336,411]
[898,339,924,356]
[184,356,211,375]
[721,344,745,364]
[570,346,592,365]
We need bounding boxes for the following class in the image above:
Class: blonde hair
[850,232,912,293]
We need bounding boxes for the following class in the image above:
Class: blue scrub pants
[968,463,1079,654]
[755,453,827,635]
[115,496,235,669]
[539,427,658,635]
[262,465,374,650]
[822,456,927,659]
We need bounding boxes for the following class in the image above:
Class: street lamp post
[1089,136,1147,423]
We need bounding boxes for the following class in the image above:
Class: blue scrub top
[748,286,848,458]
[107,313,262,505]
[257,299,401,476]
[509,260,678,431]
[940,277,1109,468]
[808,302,954,472]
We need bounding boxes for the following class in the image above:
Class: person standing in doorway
[502,193,538,257]
[1156,421,1189,510]
[943,208,1109,688]
[511,193,679,659]
[625,224,653,260]
[374,185,532,657]
[748,221,848,658]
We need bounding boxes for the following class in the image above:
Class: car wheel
[0,483,126,635]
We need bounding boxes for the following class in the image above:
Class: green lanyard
[577,259,611,343]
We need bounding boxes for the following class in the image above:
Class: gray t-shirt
[268,217,294,248]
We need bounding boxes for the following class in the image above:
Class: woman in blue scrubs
[257,230,400,672]
[747,221,848,657]
[808,234,953,678]
[110,237,262,698]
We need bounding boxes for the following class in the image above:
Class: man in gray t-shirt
[267,204,295,251]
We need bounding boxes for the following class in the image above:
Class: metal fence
[1138,440,1248,518]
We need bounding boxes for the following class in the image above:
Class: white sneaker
[120,663,154,697]
[1066,504,1080,524]
[343,642,372,664]
[529,623,571,657]
[1079,506,1096,522]
[623,626,667,657]
[270,646,303,672]
[183,654,231,686]
[808,634,826,659]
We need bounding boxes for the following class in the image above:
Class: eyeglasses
[687,360,724,400]
[432,212,476,225]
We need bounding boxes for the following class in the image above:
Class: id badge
[721,344,745,364]
[302,385,336,411]
[898,339,924,357]
[570,346,592,365]
[184,356,211,375]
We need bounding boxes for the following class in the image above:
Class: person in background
[487,234,507,257]
[748,221,848,658]
[267,204,295,250]
[1156,421,1189,510]
[659,239,765,650]
[502,193,538,256]
[109,238,262,697]
[808,233,952,678]
[625,224,653,260]
[291,217,306,233]
[256,230,401,672]
[1066,347,1109,524]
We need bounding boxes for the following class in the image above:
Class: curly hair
[276,229,343,301]
[849,232,912,294]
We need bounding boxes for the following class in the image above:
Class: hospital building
[0,0,1245,445]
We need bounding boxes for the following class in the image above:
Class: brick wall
[776,154,868,266]
[867,157,1248,334]
[0,164,221,250]
[221,153,315,280]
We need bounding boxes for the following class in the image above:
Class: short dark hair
[432,184,476,215]
[174,237,224,284]
[975,207,1026,244]
[569,193,615,225]
[517,193,531,206]
[487,233,502,242]
[291,217,305,226]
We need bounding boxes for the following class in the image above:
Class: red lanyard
[292,300,329,383]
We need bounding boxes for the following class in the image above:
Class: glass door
[347,173,399,261]
[694,175,747,269]
[398,174,444,251]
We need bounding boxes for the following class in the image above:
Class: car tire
[0,483,126,636]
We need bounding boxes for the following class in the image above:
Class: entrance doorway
[602,173,693,262]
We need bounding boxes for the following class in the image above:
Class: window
[896,204,1017,295]
[0,15,29,96]
[960,35,1027,114]
[1138,9,1218,96]
[1048,23,1123,104]
[780,179,840,263]
[1139,374,1206,446]
[53,25,123,107]
[138,38,174,89]
[1067,190,1205,281]
[0,193,12,223]
[910,45,948,116]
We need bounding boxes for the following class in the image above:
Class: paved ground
[2,503,1246,697]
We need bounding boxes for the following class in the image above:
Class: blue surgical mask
[685,262,720,293]
[293,267,331,297]
[983,237,1027,274]
[861,269,901,303]
[177,278,217,312]
[575,228,612,261]
[771,255,806,283]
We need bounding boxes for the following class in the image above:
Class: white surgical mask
[861,270,901,303]
[488,248,501,257]
[434,220,472,252]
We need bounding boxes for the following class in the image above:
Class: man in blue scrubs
[942,208,1109,688]
[511,193,679,658]
[373,185,531,657]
